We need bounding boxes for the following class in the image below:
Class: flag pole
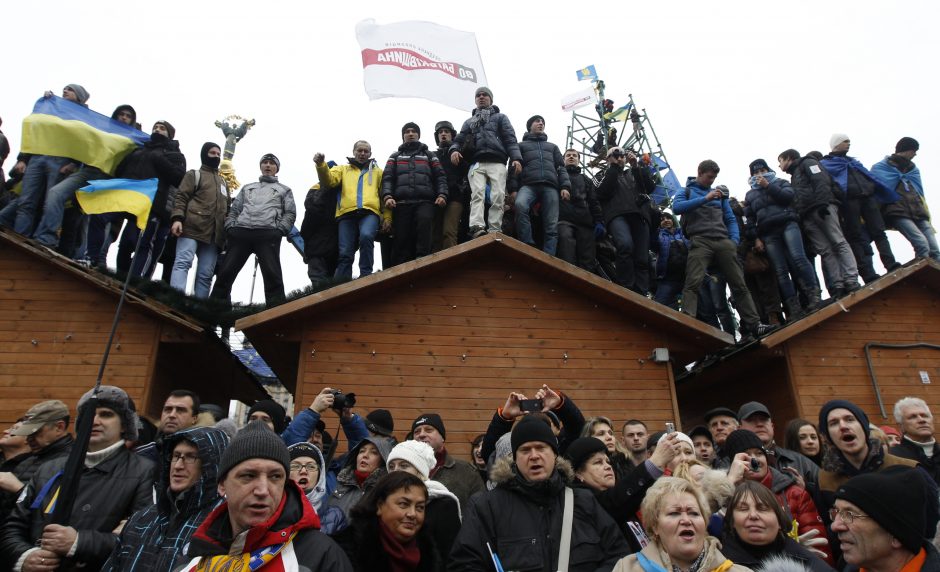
[52,216,154,525]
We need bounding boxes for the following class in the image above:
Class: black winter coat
[336,513,445,572]
[560,166,604,226]
[480,392,586,466]
[450,459,631,572]
[579,459,657,553]
[449,105,522,166]
[0,445,154,571]
[115,136,187,223]
[382,142,448,203]
[437,144,470,203]
[596,163,655,225]
[0,434,72,520]
[787,157,839,216]
[743,178,799,237]
[891,438,940,485]
[718,532,835,572]
[301,182,339,258]
[514,132,570,191]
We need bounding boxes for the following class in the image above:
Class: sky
[2,0,938,304]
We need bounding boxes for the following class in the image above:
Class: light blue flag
[576,65,598,82]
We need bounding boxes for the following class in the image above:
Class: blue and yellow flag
[20,96,148,175]
[76,178,157,230]
[576,65,598,82]
[603,102,634,122]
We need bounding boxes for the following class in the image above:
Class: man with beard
[382,122,448,265]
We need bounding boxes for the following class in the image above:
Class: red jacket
[760,468,833,565]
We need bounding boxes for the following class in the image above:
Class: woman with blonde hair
[613,477,751,572]
[582,416,633,481]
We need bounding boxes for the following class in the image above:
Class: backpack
[665,235,689,279]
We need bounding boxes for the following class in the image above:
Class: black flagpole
[52,216,154,525]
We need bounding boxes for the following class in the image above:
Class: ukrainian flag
[603,102,633,122]
[20,96,148,175]
[576,65,598,82]
[76,178,157,230]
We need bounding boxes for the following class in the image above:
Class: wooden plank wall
[0,250,156,427]
[295,259,692,459]
[789,280,940,427]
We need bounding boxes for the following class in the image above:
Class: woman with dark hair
[470,434,487,483]
[720,481,834,572]
[336,471,443,572]
[783,419,824,467]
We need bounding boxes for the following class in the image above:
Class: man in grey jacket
[210,153,296,305]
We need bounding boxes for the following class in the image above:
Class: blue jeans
[515,184,560,255]
[654,279,683,310]
[0,155,70,235]
[171,237,220,298]
[32,167,102,247]
[335,211,380,280]
[762,220,818,299]
[892,217,940,261]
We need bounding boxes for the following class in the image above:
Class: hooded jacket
[102,427,229,571]
[225,175,296,235]
[382,142,448,203]
[297,442,346,535]
[328,436,394,524]
[115,135,187,223]
[515,132,571,191]
[450,456,630,572]
[179,481,352,571]
[171,166,231,247]
[317,158,390,222]
[449,105,523,166]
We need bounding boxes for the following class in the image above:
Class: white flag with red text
[355,19,488,111]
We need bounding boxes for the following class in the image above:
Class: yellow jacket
[316,160,390,222]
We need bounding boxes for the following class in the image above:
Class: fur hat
[78,385,138,441]
[387,440,436,479]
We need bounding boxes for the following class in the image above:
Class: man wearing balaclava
[169,142,231,298]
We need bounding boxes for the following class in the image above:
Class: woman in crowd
[581,416,634,481]
[386,440,461,562]
[612,477,750,572]
[470,434,487,484]
[337,471,443,572]
[329,436,394,525]
[783,419,825,467]
[288,442,345,534]
[719,481,834,572]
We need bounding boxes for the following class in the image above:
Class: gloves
[594,222,606,239]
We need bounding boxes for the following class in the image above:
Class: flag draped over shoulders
[20,96,148,175]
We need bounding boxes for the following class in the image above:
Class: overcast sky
[3,0,938,303]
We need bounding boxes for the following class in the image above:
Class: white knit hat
[387,440,436,480]
[830,133,850,151]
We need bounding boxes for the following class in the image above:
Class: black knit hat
[511,415,558,456]
[260,153,280,172]
[818,399,870,444]
[564,437,607,471]
[723,429,765,459]
[401,122,420,139]
[220,420,290,478]
[412,413,446,440]
[526,115,545,132]
[287,442,323,471]
[366,409,395,437]
[836,468,928,553]
[246,399,286,433]
[749,159,771,175]
[896,137,920,154]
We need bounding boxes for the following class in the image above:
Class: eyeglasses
[171,453,199,465]
[290,462,319,473]
[829,508,871,524]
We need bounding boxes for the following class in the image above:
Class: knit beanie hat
[836,468,928,553]
[65,84,90,105]
[818,399,870,444]
[387,440,436,479]
[723,429,765,459]
[526,115,545,132]
[220,420,290,478]
[896,137,920,154]
[401,122,421,139]
[288,442,323,471]
[366,409,395,437]
[564,437,607,472]
[475,86,493,100]
[412,413,446,440]
[260,153,280,172]
[153,120,176,140]
[748,159,771,175]
[830,133,850,151]
[246,399,287,433]
[511,415,558,456]
[78,385,138,441]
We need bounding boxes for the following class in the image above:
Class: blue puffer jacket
[449,105,522,166]
[744,178,799,237]
[515,132,570,191]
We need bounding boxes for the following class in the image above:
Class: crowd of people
[2,385,939,572]
[1,84,934,335]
